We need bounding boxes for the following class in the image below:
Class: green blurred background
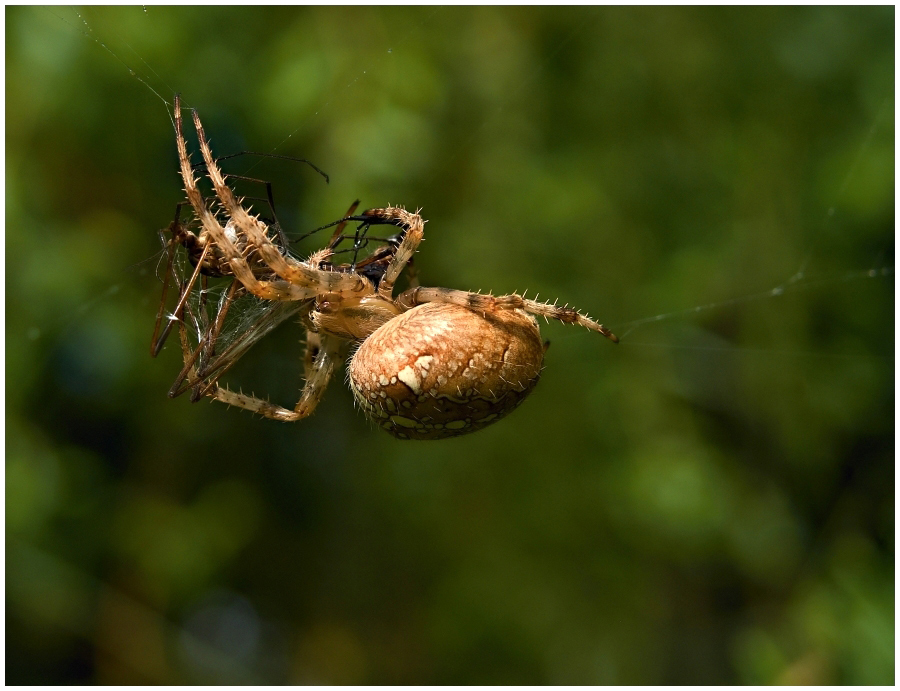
[6,6,894,684]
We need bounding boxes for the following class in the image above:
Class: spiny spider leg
[337,207,425,299]
[218,174,290,250]
[396,286,619,343]
[211,334,343,422]
[190,106,366,295]
[174,94,312,301]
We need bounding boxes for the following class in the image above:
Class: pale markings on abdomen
[396,365,421,394]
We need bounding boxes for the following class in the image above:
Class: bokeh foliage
[6,6,893,684]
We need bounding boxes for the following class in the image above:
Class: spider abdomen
[349,302,544,440]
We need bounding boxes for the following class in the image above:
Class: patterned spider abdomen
[349,302,544,440]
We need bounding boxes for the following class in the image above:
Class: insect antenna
[190,151,329,183]
[292,199,361,247]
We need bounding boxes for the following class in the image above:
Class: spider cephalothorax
[152,95,617,440]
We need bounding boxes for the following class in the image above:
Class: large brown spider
[152,94,617,440]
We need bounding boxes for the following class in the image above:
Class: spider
[152,94,618,440]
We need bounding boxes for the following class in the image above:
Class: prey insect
[152,95,617,440]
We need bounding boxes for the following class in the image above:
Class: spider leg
[396,286,619,343]
[190,107,366,295]
[217,174,290,250]
[333,206,425,299]
[373,207,424,298]
[519,296,618,343]
[211,334,343,422]
[174,94,313,302]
